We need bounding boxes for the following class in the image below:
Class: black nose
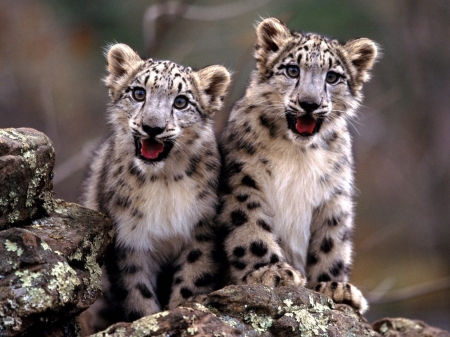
[299,101,320,113]
[142,125,164,137]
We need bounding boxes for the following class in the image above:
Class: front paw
[244,262,306,288]
[315,281,368,313]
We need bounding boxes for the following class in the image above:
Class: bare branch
[40,79,61,153]
[143,0,271,54]
[367,276,450,305]
[53,138,100,185]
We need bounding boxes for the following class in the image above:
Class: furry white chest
[115,174,209,252]
[267,145,329,274]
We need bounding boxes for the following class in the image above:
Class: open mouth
[134,137,174,163]
[286,113,323,137]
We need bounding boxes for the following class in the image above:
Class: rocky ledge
[0,128,113,336]
[93,284,450,337]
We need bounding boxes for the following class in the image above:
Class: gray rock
[0,128,113,336]
[0,200,113,336]
[0,128,55,228]
[372,317,450,337]
[92,284,450,337]
[91,304,242,337]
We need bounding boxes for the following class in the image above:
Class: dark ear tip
[344,38,380,72]
[255,17,291,56]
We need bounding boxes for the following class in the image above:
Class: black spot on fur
[228,161,244,175]
[128,161,146,184]
[330,260,344,277]
[116,165,124,175]
[180,287,193,299]
[116,195,131,208]
[256,219,271,232]
[216,199,225,215]
[259,114,278,138]
[174,277,183,285]
[194,273,214,287]
[247,201,261,210]
[243,121,252,133]
[195,233,213,242]
[186,155,201,177]
[318,273,331,282]
[328,217,339,226]
[231,259,246,270]
[270,254,279,263]
[237,139,256,155]
[330,281,338,290]
[136,283,153,298]
[326,131,339,146]
[233,246,246,257]
[174,174,184,182]
[320,238,334,253]
[254,262,268,270]
[236,194,249,202]
[242,175,258,189]
[187,249,202,263]
[205,160,218,171]
[250,241,268,257]
[307,252,319,266]
[231,210,248,226]
[197,189,209,200]
[131,208,143,219]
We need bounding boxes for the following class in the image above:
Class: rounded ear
[196,65,231,115]
[255,18,291,66]
[343,38,380,83]
[105,43,142,82]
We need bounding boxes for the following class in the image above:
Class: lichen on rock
[0,127,113,336]
[0,128,55,228]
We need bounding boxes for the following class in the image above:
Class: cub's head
[104,43,230,165]
[253,18,379,143]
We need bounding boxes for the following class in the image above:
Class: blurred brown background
[1,0,449,329]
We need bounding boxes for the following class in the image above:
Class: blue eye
[132,88,146,101]
[174,95,188,109]
[286,65,300,78]
[326,71,340,84]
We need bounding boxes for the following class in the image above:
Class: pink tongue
[296,116,316,135]
[141,139,164,160]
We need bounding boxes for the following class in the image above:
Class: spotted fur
[218,18,379,313]
[80,43,230,333]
